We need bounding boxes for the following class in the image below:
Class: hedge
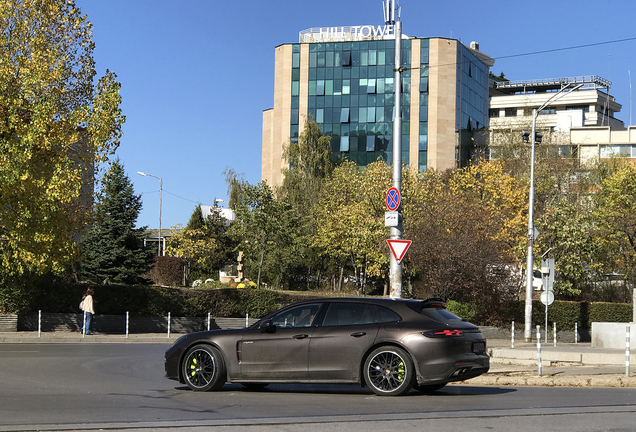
[3,278,633,328]
[474,300,633,330]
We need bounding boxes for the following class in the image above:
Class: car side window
[323,303,378,326]
[377,305,401,323]
[272,303,321,328]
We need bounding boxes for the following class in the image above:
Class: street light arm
[535,83,584,115]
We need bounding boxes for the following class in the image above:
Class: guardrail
[5,313,258,334]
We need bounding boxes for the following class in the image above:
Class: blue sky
[77,0,636,229]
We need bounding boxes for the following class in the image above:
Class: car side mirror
[260,319,276,333]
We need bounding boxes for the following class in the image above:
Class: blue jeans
[84,312,93,334]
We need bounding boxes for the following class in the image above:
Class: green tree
[314,160,390,294]
[166,205,235,283]
[277,116,335,289]
[229,182,294,288]
[0,0,125,277]
[79,160,153,284]
[593,163,636,282]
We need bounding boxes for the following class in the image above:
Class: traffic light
[521,130,530,142]
[521,130,542,143]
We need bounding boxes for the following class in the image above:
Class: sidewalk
[1,331,635,388]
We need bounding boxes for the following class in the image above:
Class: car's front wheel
[182,344,226,391]
[363,346,415,396]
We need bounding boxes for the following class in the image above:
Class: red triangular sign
[387,239,412,263]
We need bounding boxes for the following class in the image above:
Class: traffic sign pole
[388,9,403,299]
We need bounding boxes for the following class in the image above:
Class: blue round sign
[386,187,401,211]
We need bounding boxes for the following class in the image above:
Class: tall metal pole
[158,177,162,256]
[523,83,583,342]
[387,0,403,299]
[524,109,537,342]
[138,172,163,256]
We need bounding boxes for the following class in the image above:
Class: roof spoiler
[421,298,446,309]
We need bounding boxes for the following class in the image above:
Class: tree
[405,163,524,318]
[229,181,293,288]
[277,116,335,289]
[314,160,390,294]
[0,0,125,277]
[166,205,235,283]
[79,160,153,285]
[593,163,636,286]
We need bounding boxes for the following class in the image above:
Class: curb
[457,373,636,388]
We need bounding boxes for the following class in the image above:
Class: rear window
[323,303,401,326]
[406,301,463,323]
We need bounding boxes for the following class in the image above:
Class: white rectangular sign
[385,211,399,227]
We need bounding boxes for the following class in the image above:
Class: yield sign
[387,239,412,263]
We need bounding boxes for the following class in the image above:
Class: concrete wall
[592,322,636,349]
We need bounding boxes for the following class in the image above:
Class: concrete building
[488,75,633,165]
[262,25,494,186]
[489,75,625,133]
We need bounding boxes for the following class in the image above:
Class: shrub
[144,256,186,287]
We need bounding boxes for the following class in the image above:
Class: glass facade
[291,40,413,168]
[456,44,489,167]
[287,38,489,172]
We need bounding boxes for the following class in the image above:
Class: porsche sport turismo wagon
[164,297,489,396]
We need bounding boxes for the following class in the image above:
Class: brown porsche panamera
[164,297,489,396]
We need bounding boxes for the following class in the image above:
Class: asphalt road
[0,343,635,432]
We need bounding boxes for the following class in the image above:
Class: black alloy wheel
[363,346,415,396]
[182,344,226,391]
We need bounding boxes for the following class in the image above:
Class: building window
[367,79,376,94]
[340,108,350,123]
[366,135,375,152]
[316,80,325,96]
[489,109,499,118]
[341,51,351,66]
[340,136,350,152]
[504,108,517,117]
[538,107,556,115]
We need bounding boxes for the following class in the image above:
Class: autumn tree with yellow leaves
[1,1,124,308]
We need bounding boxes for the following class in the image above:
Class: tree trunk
[338,266,344,292]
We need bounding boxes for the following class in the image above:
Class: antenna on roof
[383,0,400,24]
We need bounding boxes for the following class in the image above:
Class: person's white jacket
[82,295,95,314]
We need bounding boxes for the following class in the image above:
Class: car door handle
[293,334,309,339]
[350,332,367,337]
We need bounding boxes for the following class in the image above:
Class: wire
[494,37,636,61]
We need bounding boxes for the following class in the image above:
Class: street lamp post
[137,171,162,256]
[521,83,583,342]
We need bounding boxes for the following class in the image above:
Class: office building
[262,25,495,186]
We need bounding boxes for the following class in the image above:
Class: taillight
[423,329,464,337]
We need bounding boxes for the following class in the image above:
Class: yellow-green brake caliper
[397,361,405,382]
[190,357,197,376]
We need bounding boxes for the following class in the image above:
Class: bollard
[575,322,578,344]
[246,313,249,328]
[82,311,86,337]
[626,326,631,377]
[554,322,557,347]
[511,321,515,349]
[126,311,129,338]
[537,325,542,376]
[207,312,211,331]
[167,312,171,338]
[38,310,41,337]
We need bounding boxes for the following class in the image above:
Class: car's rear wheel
[182,344,225,391]
[363,346,415,396]
[414,383,446,394]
